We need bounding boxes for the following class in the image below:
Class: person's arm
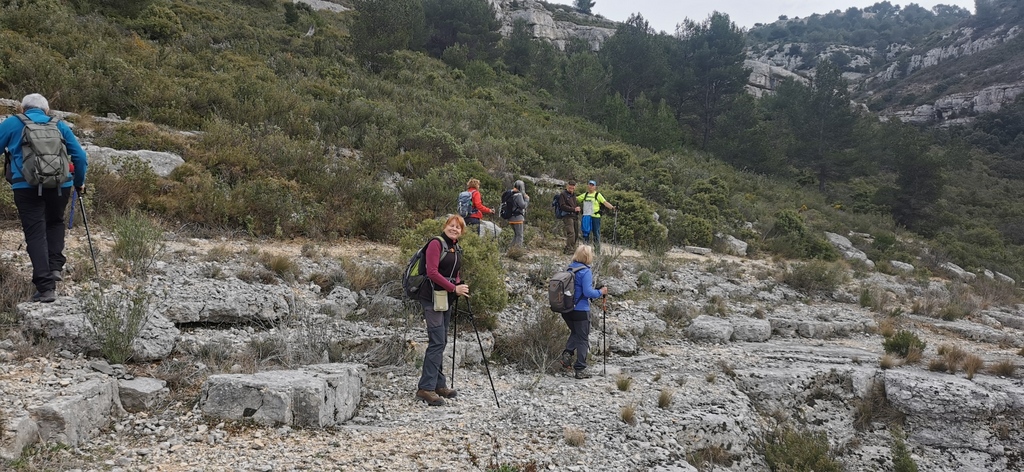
[514,193,527,211]
[472,189,493,214]
[578,268,604,299]
[0,116,18,153]
[59,121,88,189]
[598,194,615,211]
[424,239,458,292]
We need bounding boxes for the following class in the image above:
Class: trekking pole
[602,294,608,377]
[465,297,500,408]
[77,191,100,275]
[613,209,618,251]
[67,189,77,230]
[451,296,458,390]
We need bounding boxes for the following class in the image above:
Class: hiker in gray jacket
[508,180,529,248]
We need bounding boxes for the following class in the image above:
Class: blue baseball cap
[588,180,597,185]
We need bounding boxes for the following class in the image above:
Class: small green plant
[203,244,234,262]
[891,427,919,472]
[883,330,926,358]
[762,426,841,472]
[616,375,633,391]
[661,301,696,326]
[110,209,165,277]
[620,403,637,425]
[658,388,673,409]
[564,427,586,447]
[83,285,151,364]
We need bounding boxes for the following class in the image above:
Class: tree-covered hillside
[2,0,1024,280]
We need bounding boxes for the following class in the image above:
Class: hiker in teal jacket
[0,93,88,302]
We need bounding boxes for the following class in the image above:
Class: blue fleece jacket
[0,108,88,190]
[569,261,604,312]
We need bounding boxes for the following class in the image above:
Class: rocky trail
[0,224,1022,471]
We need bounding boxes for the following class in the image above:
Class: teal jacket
[0,108,88,190]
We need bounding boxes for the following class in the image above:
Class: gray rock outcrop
[199,363,365,427]
[118,377,169,413]
[824,231,875,268]
[83,145,185,178]
[30,376,125,447]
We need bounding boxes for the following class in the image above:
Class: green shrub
[891,428,919,472]
[597,190,667,250]
[666,213,713,247]
[782,260,848,294]
[762,426,841,472]
[83,285,150,364]
[883,330,927,357]
[110,209,165,277]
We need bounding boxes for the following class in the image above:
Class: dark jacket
[418,233,463,301]
[557,189,577,218]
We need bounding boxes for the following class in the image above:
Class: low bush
[110,208,165,277]
[782,260,848,294]
[883,330,927,358]
[82,285,150,364]
[761,426,841,472]
[491,309,565,373]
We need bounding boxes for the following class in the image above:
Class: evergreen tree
[423,0,501,61]
[349,0,425,71]
[599,14,668,104]
[503,18,535,76]
[562,51,608,118]
[574,0,595,15]
[770,60,858,191]
[674,12,749,149]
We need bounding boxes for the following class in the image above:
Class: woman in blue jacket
[558,244,607,379]
[0,93,88,302]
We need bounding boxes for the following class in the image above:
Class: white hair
[20,93,49,112]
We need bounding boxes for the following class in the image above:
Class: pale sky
[549,1,976,34]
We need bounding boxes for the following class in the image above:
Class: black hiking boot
[32,290,56,303]
[559,351,574,370]
[574,369,593,379]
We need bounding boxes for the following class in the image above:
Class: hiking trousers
[14,188,71,293]
[561,310,591,371]
[584,217,602,253]
[562,216,579,253]
[418,298,452,392]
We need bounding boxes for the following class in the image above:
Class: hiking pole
[67,189,77,230]
[602,294,608,377]
[613,209,618,250]
[451,296,458,390]
[465,297,500,408]
[77,191,100,275]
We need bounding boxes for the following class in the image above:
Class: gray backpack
[548,266,585,313]
[17,114,71,193]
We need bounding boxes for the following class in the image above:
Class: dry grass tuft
[879,354,897,370]
[620,403,637,425]
[964,354,985,380]
[988,359,1017,377]
[939,344,967,374]
[928,358,948,373]
[876,317,898,338]
[904,346,923,364]
[658,389,674,409]
[853,380,905,431]
[564,427,586,447]
[204,244,234,262]
[616,375,633,392]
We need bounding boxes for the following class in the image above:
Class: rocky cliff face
[747,22,1024,126]
[488,0,615,50]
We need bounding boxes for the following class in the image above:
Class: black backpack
[402,237,458,299]
[498,189,521,220]
[548,266,585,313]
[16,114,71,192]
